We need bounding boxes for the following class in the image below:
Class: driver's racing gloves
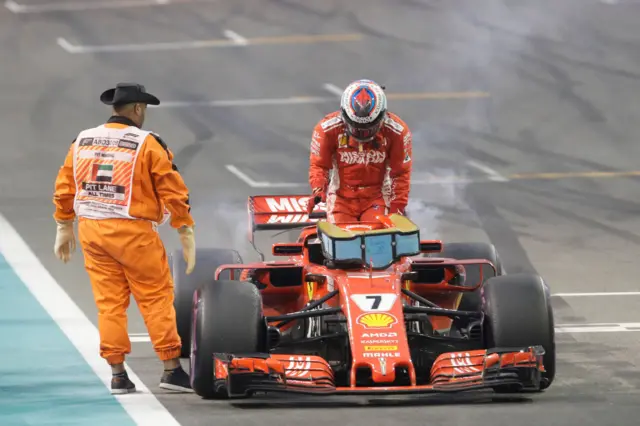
[54,220,76,263]
[389,204,406,215]
[308,187,326,215]
[177,225,196,275]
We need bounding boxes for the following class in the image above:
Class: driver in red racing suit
[308,79,412,222]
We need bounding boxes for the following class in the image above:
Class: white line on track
[224,165,509,188]
[153,96,332,108]
[129,333,153,343]
[552,291,640,297]
[5,0,183,13]
[0,214,180,425]
[144,92,486,109]
[55,33,362,54]
[223,29,248,46]
[225,165,262,187]
[465,160,509,182]
[599,0,640,5]
[225,165,305,188]
[223,170,496,188]
[556,323,640,333]
[55,36,243,53]
[411,176,491,185]
[323,83,343,97]
[56,38,81,54]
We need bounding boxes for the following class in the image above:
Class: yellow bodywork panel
[316,214,418,238]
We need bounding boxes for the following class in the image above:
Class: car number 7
[365,295,382,310]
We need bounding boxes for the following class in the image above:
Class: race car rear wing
[247,194,326,234]
[247,195,326,259]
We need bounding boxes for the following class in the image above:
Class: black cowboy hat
[100,83,160,106]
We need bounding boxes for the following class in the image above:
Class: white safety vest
[72,124,170,224]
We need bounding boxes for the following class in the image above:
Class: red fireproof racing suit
[309,111,412,222]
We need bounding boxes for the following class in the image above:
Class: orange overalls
[53,115,194,365]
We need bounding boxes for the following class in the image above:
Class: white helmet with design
[340,79,387,143]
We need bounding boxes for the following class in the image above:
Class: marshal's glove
[54,220,76,263]
[178,225,196,275]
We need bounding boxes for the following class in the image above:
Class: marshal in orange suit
[52,83,196,394]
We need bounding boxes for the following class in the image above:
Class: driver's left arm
[387,124,412,215]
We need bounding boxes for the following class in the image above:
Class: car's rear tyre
[170,248,243,358]
[482,273,555,392]
[428,242,503,311]
[190,280,265,399]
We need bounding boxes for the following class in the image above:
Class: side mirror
[401,271,419,281]
[419,240,443,253]
[304,273,326,283]
[272,243,304,256]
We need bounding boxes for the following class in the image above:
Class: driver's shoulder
[382,112,407,135]
[317,111,344,134]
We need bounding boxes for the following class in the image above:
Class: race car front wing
[211,346,546,397]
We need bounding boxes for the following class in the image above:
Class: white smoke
[405,123,475,242]
[183,200,258,262]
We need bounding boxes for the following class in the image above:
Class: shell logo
[357,313,397,329]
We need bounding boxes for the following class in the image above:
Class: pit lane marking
[55,33,364,54]
[0,214,180,425]
[4,0,194,13]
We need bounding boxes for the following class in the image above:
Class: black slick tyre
[170,248,242,358]
[190,280,264,399]
[482,273,555,392]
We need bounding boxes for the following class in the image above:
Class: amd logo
[362,332,398,338]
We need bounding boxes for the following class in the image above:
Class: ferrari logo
[338,134,348,148]
[357,313,397,329]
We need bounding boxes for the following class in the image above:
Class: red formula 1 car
[169,195,555,399]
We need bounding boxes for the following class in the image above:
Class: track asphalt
[2,0,640,424]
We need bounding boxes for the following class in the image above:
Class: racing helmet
[340,79,387,143]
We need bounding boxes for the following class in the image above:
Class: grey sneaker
[159,365,194,393]
[111,372,136,394]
